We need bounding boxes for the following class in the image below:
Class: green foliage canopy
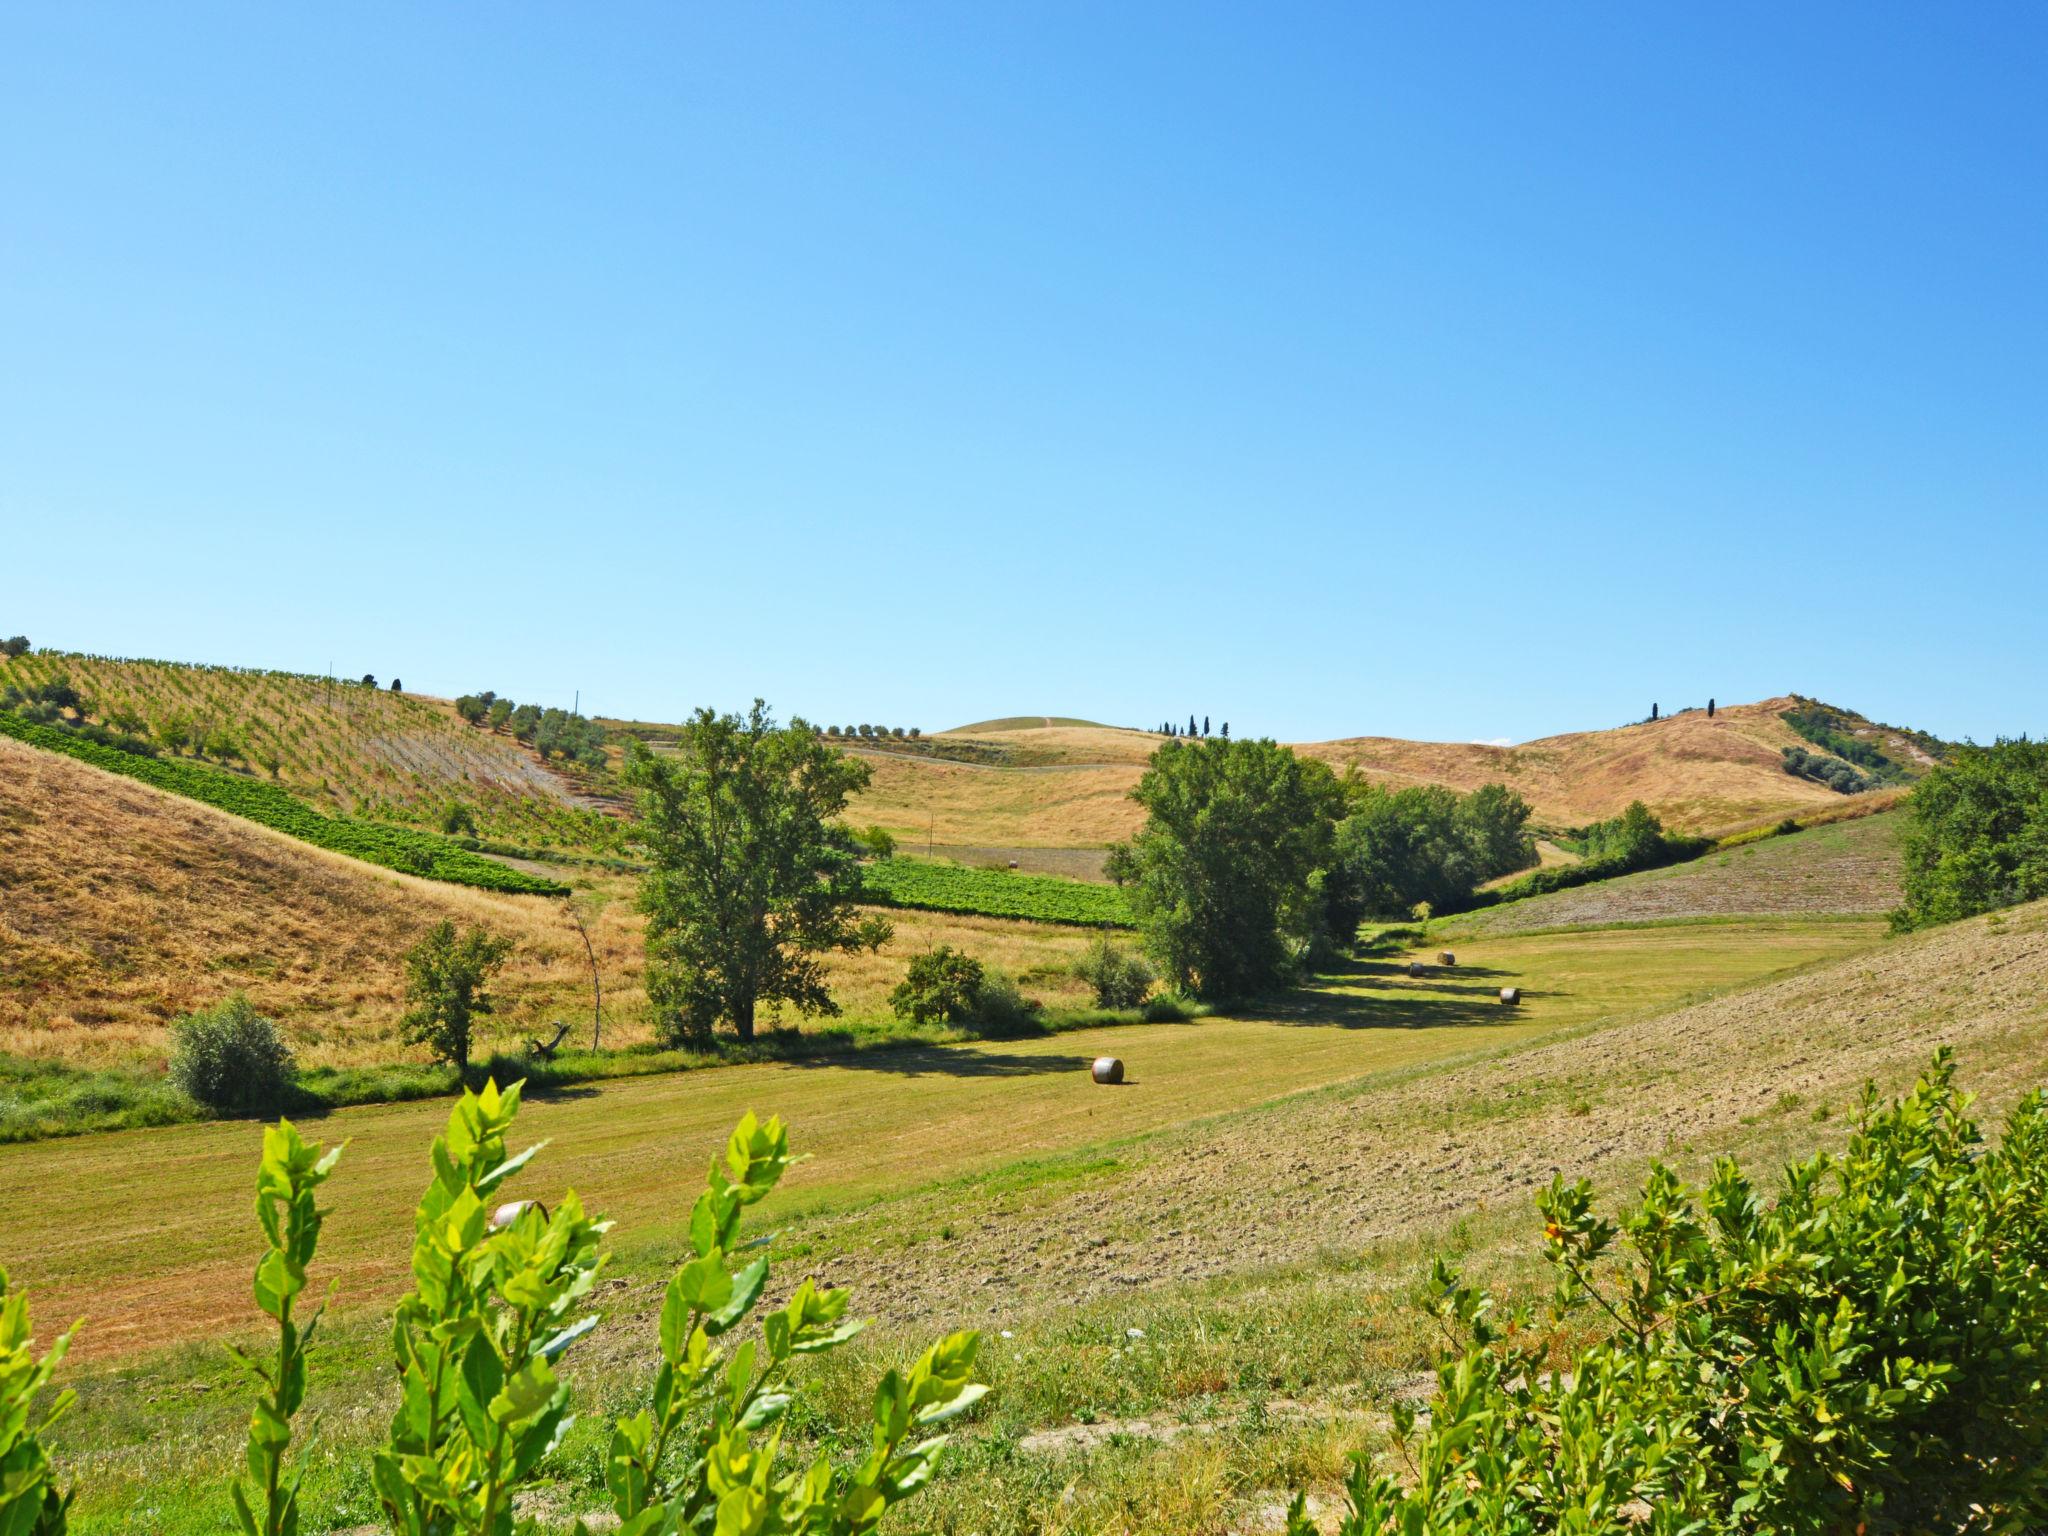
[400,921,514,1077]
[1107,736,1342,999]
[1894,737,2048,929]
[623,701,889,1043]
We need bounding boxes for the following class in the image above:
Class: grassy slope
[2,913,1881,1362]
[39,902,2048,1533]
[1443,809,1905,937]
[0,651,613,847]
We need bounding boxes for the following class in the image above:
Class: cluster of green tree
[1321,780,1539,931]
[1154,714,1227,738]
[2,1097,980,1535]
[1447,802,1712,913]
[824,722,921,740]
[1780,703,1913,783]
[1781,743,1880,794]
[1,635,28,658]
[453,689,608,766]
[1102,740,1542,1000]
[0,678,155,757]
[1284,1051,2048,1533]
[1892,736,2048,930]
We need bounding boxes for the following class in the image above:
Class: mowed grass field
[0,915,1880,1363]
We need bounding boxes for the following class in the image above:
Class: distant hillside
[0,733,630,1070]
[946,715,1121,733]
[1,651,619,848]
[847,696,1943,849]
[1301,696,1927,833]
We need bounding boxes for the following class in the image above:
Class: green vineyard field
[859,857,1132,927]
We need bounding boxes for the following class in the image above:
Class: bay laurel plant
[0,1086,979,1535]
[1291,1049,2048,1535]
[0,1268,75,1536]
[230,1121,344,1536]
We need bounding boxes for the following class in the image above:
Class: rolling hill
[846,695,1941,851]
[0,650,618,847]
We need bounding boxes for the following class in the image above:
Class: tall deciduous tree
[623,700,890,1042]
[1107,736,1342,1000]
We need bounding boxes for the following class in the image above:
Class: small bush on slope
[1291,1048,2048,1534]
[169,995,296,1116]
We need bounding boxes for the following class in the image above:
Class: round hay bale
[1498,986,1520,1006]
[1438,951,1457,966]
[1091,1056,1125,1085]
[489,1199,548,1231]
[1407,960,1426,977]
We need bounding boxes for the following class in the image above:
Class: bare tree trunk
[569,906,603,1050]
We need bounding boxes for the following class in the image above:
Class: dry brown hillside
[0,735,1102,1070]
[1298,696,1851,829]
[0,734,635,1070]
[847,696,1901,847]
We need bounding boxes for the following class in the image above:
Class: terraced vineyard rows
[0,652,615,847]
[859,857,1133,926]
[0,714,566,896]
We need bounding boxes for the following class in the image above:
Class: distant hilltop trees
[452,688,607,767]
[823,723,920,741]
[1156,717,1228,739]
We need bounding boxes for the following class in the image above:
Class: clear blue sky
[5,4,2043,744]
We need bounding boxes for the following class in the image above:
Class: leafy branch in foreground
[230,1122,344,1536]
[593,1112,984,1533]
[1292,1048,2048,1534]
[0,1266,76,1536]
[374,1080,609,1535]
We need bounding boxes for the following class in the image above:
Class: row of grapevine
[1,712,568,896]
[859,857,1133,927]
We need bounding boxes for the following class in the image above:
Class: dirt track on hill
[801,901,2048,1330]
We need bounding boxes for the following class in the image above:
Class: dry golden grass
[0,737,1099,1070]
[849,750,1147,846]
[851,697,1882,849]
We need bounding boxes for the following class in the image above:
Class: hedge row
[0,712,567,896]
[1442,833,1714,914]
[858,857,1133,927]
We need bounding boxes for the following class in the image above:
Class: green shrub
[1073,935,1154,1008]
[967,968,1039,1030]
[170,995,297,1115]
[1290,1050,2048,1534]
[854,823,898,858]
[891,946,986,1024]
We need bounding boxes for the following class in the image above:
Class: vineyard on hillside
[0,713,567,896]
[0,651,618,848]
[860,857,1133,927]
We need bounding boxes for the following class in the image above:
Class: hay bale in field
[1438,951,1457,966]
[1407,960,1426,977]
[1499,986,1520,1006]
[1091,1056,1125,1085]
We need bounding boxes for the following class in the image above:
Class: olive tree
[623,700,890,1043]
